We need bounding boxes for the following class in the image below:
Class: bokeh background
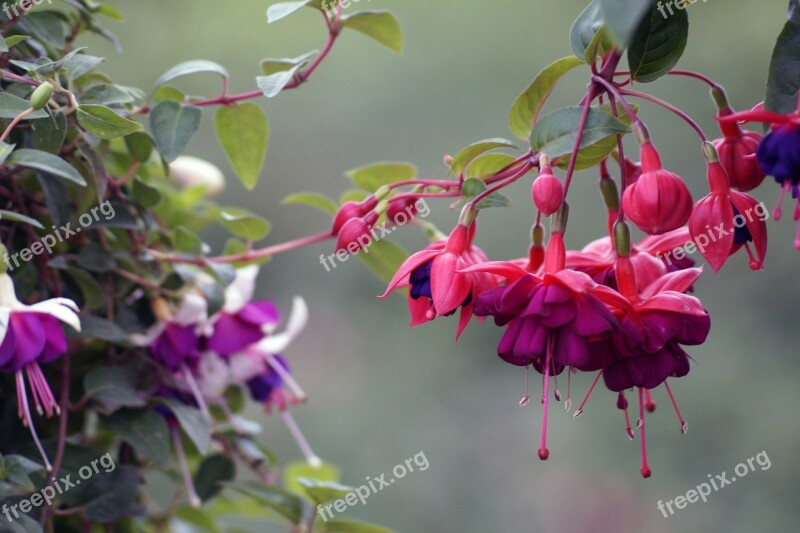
[92,1,799,531]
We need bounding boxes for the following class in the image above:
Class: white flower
[0,272,80,344]
[169,156,225,196]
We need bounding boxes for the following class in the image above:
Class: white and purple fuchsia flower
[134,267,317,505]
[0,272,80,471]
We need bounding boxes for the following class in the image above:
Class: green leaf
[627,3,689,83]
[553,103,638,171]
[157,398,211,454]
[70,314,131,344]
[151,60,229,93]
[149,101,202,162]
[214,103,269,189]
[508,57,585,139]
[65,268,104,309]
[599,0,652,47]
[84,367,146,408]
[7,149,87,185]
[219,208,271,241]
[283,461,340,497]
[570,0,604,59]
[341,11,403,53]
[77,105,142,139]
[100,409,171,466]
[357,239,408,282]
[766,20,800,114]
[530,106,630,159]
[194,455,236,502]
[225,482,304,524]
[459,179,512,209]
[450,138,518,175]
[80,84,142,106]
[0,210,44,229]
[464,153,518,180]
[283,192,338,215]
[132,176,161,208]
[0,93,49,120]
[81,465,141,523]
[584,25,613,63]
[125,132,155,163]
[267,0,317,23]
[346,162,417,192]
[261,51,316,75]
[0,142,12,165]
[323,519,395,533]
[31,113,67,153]
[297,478,353,505]
[78,242,117,273]
[172,225,204,253]
[3,35,30,49]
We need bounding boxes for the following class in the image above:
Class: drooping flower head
[711,88,766,192]
[382,209,499,338]
[0,272,80,471]
[688,143,767,272]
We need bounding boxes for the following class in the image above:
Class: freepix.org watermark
[2,0,52,19]
[2,453,116,522]
[657,450,771,518]
[2,200,116,272]
[321,0,373,18]
[317,451,429,522]
[319,198,430,272]
[657,0,709,20]
[659,201,769,266]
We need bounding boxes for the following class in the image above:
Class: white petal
[0,273,20,308]
[129,322,166,347]
[228,350,266,382]
[257,296,308,354]
[27,298,81,331]
[223,266,259,314]
[0,308,10,347]
[174,292,207,326]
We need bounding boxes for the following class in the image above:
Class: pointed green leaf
[627,4,688,83]
[100,409,171,466]
[324,520,395,533]
[0,142,14,165]
[0,93,49,119]
[282,192,338,215]
[570,0,604,59]
[219,208,271,241]
[151,60,229,93]
[509,56,585,140]
[0,210,44,229]
[225,482,304,524]
[341,11,403,53]
[346,162,416,192]
[77,105,142,139]
[149,101,202,162]
[215,103,269,189]
[599,0,652,47]
[84,367,146,408]
[267,0,315,23]
[450,138,517,175]
[261,51,316,75]
[766,20,800,114]
[530,106,630,159]
[157,398,211,454]
[7,149,87,185]
[464,153,517,180]
[296,478,353,505]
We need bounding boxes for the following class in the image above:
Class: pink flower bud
[386,198,418,225]
[532,171,563,216]
[335,212,378,255]
[711,132,765,192]
[622,142,693,235]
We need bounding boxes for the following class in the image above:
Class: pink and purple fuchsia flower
[0,272,80,471]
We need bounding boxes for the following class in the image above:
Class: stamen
[519,366,530,407]
[265,354,307,403]
[171,425,202,508]
[564,367,573,412]
[664,381,688,434]
[638,388,651,478]
[27,364,59,417]
[619,391,634,440]
[181,364,212,423]
[775,183,789,221]
[281,410,322,467]
[553,373,561,402]
[644,389,656,412]
[16,371,52,472]
[744,242,761,270]
[25,365,45,416]
[538,333,553,460]
[795,220,800,251]
[572,370,602,419]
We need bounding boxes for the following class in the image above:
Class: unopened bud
[29,82,54,111]
[613,220,631,257]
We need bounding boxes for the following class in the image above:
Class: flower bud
[532,156,563,216]
[386,197,418,225]
[622,142,693,235]
[711,133,765,192]
[335,212,379,255]
[331,201,365,235]
[29,82,54,111]
[169,156,225,196]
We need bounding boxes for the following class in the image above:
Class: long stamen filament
[639,387,651,478]
[281,410,322,467]
[572,370,602,418]
[664,381,688,434]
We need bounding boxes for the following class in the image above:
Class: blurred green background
[92,1,799,531]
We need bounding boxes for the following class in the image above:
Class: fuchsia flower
[721,100,800,248]
[382,221,498,338]
[622,141,693,235]
[0,272,80,470]
[688,145,768,272]
[531,156,564,216]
